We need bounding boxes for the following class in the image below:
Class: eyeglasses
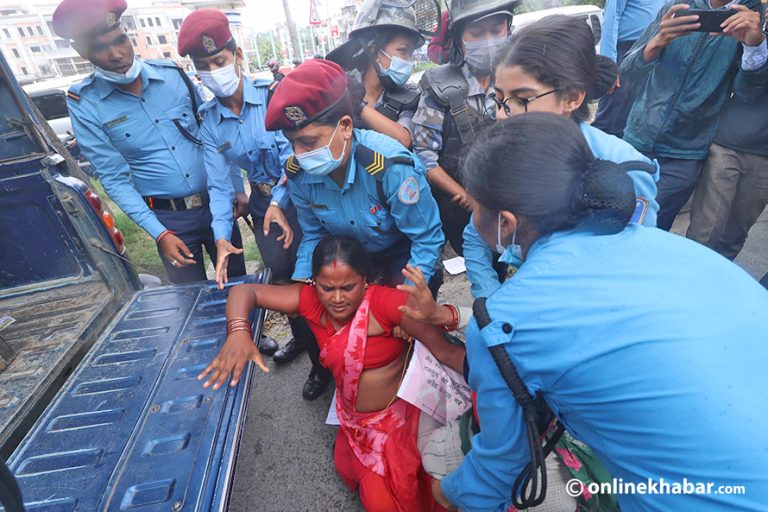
[491,88,560,116]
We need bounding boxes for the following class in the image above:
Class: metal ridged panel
[7,273,268,511]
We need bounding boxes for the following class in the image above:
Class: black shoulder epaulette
[356,144,414,205]
[284,155,302,177]
[355,144,413,182]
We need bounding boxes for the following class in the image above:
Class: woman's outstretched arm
[198,283,304,390]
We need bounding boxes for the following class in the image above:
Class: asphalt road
[228,208,768,511]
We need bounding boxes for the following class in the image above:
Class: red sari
[298,285,441,512]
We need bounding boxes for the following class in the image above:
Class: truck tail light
[84,189,126,254]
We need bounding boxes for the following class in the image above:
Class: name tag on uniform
[103,115,128,129]
[217,141,232,153]
[310,203,329,210]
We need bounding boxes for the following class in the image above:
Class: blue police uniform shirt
[600,0,667,61]
[199,75,292,242]
[444,222,768,511]
[285,128,444,280]
[67,59,235,239]
[463,122,661,298]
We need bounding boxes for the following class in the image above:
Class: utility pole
[282,0,302,62]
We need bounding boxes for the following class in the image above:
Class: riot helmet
[447,0,519,72]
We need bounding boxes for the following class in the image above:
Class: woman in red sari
[198,235,464,512]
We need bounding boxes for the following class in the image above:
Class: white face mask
[94,57,143,84]
[198,63,241,98]
[295,121,347,176]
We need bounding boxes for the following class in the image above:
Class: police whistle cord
[89,240,172,286]
[472,297,565,509]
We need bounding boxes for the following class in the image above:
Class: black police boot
[272,338,307,364]
[257,334,279,356]
[302,364,331,401]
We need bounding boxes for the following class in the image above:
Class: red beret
[52,0,127,40]
[265,59,349,131]
[177,9,233,57]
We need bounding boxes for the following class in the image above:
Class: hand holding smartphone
[673,9,737,33]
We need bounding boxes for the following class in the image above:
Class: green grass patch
[414,61,438,73]
[92,181,168,279]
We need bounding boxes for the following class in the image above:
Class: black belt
[144,193,208,211]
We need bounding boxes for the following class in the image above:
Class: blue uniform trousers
[153,206,245,284]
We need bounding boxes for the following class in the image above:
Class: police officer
[53,0,245,284]
[412,0,518,255]
[176,9,329,399]
[264,59,445,292]
[326,0,428,149]
[426,113,768,512]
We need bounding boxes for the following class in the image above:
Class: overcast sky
[0,0,349,32]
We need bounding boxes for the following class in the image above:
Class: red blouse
[298,284,408,369]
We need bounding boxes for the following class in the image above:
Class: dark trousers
[367,237,444,299]
[592,40,641,138]
[644,154,706,231]
[249,191,327,377]
[687,144,768,260]
[434,190,471,257]
[153,206,245,284]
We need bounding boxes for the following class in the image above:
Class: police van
[0,51,267,511]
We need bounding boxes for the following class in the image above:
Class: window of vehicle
[29,90,69,121]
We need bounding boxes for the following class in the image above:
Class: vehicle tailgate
[6,273,268,511]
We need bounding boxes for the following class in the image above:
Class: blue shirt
[463,122,661,298]
[443,223,768,511]
[600,0,666,61]
[286,129,444,280]
[67,59,209,239]
[199,76,292,242]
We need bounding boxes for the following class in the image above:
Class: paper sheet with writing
[397,341,471,425]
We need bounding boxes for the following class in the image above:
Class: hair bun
[581,160,636,229]
[589,55,619,100]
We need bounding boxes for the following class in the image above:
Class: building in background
[0,0,248,83]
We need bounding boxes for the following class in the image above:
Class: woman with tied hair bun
[462,14,661,300]
[403,113,768,511]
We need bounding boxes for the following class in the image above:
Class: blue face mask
[496,212,524,267]
[94,57,143,84]
[378,50,414,88]
[295,121,347,176]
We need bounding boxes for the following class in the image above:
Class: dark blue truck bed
[6,274,267,512]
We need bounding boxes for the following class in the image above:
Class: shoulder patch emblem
[284,106,307,126]
[398,176,420,205]
[631,197,649,224]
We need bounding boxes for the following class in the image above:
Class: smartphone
[675,9,738,32]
